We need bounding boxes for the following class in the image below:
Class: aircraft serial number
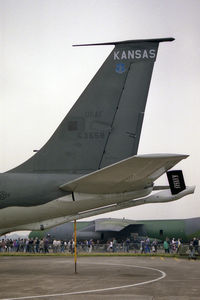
[85,111,102,118]
[78,132,105,139]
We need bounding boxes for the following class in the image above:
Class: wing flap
[60,154,188,194]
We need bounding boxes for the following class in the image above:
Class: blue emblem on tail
[115,63,126,74]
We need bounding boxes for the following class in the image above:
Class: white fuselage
[0,188,151,235]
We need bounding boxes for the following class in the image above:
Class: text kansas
[114,49,156,60]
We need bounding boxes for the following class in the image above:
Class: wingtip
[136,153,189,159]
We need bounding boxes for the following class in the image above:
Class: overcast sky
[0,0,199,221]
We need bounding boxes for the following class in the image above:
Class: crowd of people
[188,237,200,259]
[136,236,199,256]
[0,237,99,254]
[0,236,200,256]
[0,237,51,253]
[0,237,126,254]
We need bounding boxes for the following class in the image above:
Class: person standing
[35,238,40,253]
[44,238,49,253]
[193,237,198,253]
[125,238,130,253]
[188,240,196,259]
[140,239,145,254]
[145,237,150,253]
[176,238,181,254]
[163,238,169,253]
[113,238,117,253]
[152,239,158,253]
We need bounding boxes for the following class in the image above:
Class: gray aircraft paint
[0,38,173,209]
[0,38,193,236]
[9,39,169,173]
[0,173,72,209]
[185,217,200,236]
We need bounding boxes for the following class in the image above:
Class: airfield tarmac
[0,256,200,300]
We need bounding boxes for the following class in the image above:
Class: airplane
[28,217,200,243]
[0,38,195,235]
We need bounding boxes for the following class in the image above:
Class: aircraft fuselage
[0,172,151,233]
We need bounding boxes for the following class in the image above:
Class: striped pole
[74,219,77,274]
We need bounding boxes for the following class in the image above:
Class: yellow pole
[74,219,77,274]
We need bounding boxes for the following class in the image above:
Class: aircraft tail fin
[11,38,174,173]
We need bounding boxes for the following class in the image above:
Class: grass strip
[0,252,198,259]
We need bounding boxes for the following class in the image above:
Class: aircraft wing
[60,154,188,194]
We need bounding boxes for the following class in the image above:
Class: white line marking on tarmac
[1,262,166,300]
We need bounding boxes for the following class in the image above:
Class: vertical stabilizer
[11,38,174,174]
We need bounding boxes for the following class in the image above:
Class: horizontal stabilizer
[60,154,188,194]
[73,37,175,47]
